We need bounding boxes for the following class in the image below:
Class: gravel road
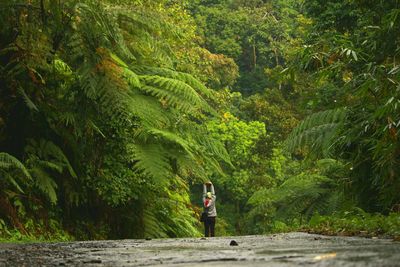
[1,232,399,266]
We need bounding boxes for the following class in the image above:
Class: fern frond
[74,3,134,60]
[36,160,63,174]
[17,87,38,111]
[79,69,103,100]
[68,32,87,62]
[78,64,134,125]
[273,173,337,219]
[26,140,77,178]
[139,75,209,112]
[178,72,216,103]
[284,108,347,156]
[42,141,77,178]
[146,128,194,158]
[114,7,181,64]
[123,67,141,88]
[127,92,171,128]
[143,208,168,238]
[108,52,141,88]
[88,120,106,138]
[53,58,73,76]
[129,143,172,183]
[174,153,204,179]
[114,6,182,39]
[0,172,25,194]
[165,215,200,237]
[97,86,133,124]
[195,133,232,167]
[140,85,192,111]
[0,152,32,180]
[30,167,58,205]
[135,66,215,100]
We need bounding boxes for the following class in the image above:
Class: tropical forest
[1,0,400,242]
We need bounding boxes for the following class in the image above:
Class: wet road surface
[0,232,399,266]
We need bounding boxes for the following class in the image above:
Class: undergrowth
[0,218,73,243]
[269,208,400,240]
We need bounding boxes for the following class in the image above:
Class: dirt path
[1,232,400,266]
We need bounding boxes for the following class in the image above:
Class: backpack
[200,211,207,222]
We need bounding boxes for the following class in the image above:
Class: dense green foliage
[1,0,399,241]
[0,0,230,240]
[188,0,309,94]
[189,0,400,237]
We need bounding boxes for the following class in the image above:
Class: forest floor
[0,232,400,266]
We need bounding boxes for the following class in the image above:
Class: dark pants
[204,216,216,237]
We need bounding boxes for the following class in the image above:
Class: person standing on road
[203,181,217,237]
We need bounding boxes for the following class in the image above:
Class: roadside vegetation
[1,0,399,241]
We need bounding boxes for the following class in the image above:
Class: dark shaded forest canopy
[0,0,399,240]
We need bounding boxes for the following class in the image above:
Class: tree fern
[135,66,216,100]
[73,2,134,61]
[25,139,77,178]
[146,175,202,238]
[194,131,232,167]
[284,108,347,157]
[139,75,205,111]
[0,153,31,180]
[127,92,171,128]
[128,143,172,184]
[67,1,226,187]
[247,159,348,225]
[142,208,168,238]
[30,167,58,205]
[273,173,334,219]
[112,4,183,65]
[250,173,339,222]
[147,128,195,157]
[23,140,78,204]
[0,0,229,239]
[0,152,32,193]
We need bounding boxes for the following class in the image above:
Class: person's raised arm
[202,183,207,202]
[210,183,216,200]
